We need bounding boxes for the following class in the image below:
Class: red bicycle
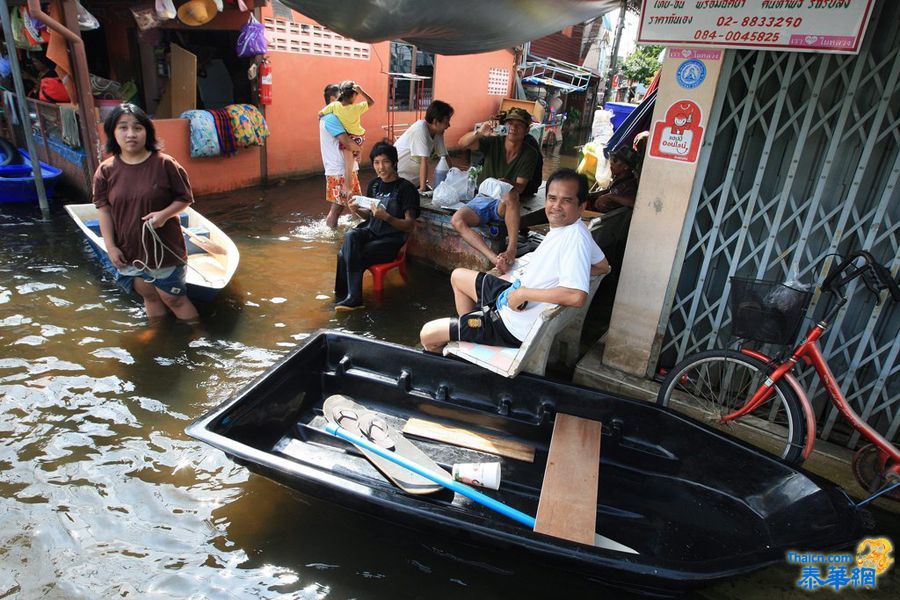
[657,251,900,501]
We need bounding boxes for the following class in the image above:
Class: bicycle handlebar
[821,250,900,301]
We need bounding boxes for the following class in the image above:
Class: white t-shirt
[319,118,358,177]
[395,119,447,185]
[500,220,605,341]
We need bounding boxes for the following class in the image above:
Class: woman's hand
[142,212,166,228]
[107,245,126,268]
[371,204,389,221]
[348,200,368,218]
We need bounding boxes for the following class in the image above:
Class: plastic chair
[366,241,408,294]
[443,253,608,377]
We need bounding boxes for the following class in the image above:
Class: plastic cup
[451,462,501,490]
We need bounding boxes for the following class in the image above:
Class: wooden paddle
[181,226,226,255]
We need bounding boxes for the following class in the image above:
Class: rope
[130,219,219,285]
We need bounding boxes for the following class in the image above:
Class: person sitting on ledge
[451,107,539,274]
[420,169,610,352]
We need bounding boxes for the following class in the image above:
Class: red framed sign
[638,0,875,55]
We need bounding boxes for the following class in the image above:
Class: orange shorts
[325,172,361,205]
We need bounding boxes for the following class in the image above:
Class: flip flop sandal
[323,394,444,494]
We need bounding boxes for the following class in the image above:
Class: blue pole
[324,422,536,528]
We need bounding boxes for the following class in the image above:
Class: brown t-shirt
[92,152,193,268]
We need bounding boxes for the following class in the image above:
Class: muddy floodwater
[1,167,897,599]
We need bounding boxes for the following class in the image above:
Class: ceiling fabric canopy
[278,0,621,55]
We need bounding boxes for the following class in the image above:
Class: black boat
[187,331,864,596]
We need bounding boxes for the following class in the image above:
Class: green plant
[620,44,664,86]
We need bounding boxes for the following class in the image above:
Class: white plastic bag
[591,109,614,145]
[594,155,612,190]
[155,0,176,21]
[433,167,469,207]
[76,1,100,31]
[477,177,513,200]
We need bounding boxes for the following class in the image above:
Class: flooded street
[1,167,897,599]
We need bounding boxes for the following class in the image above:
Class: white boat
[65,203,239,302]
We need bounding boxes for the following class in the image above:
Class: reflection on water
[2,172,613,599]
[2,165,894,599]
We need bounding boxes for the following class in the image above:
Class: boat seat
[366,240,409,295]
[534,413,602,545]
[443,254,606,377]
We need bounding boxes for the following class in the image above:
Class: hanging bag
[236,14,267,58]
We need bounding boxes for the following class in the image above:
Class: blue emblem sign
[676,59,706,90]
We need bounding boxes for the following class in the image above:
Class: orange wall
[153,119,262,195]
[261,9,516,178]
[113,8,516,194]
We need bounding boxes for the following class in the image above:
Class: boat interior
[193,332,861,578]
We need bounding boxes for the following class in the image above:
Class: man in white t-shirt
[320,83,363,228]
[420,169,611,351]
[394,100,454,192]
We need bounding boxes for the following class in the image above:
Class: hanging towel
[180,109,221,158]
[225,103,269,147]
[208,108,237,155]
[60,105,80,148]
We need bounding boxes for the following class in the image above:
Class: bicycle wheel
[657,349,807,464]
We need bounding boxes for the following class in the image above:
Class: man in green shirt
[452,107,538,273]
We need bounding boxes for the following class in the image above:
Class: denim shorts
[115,264,188,297]
[466,195,502,224]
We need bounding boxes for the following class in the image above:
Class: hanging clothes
[225,104,269,147]
[208,108,237,155]
[59,106,80,148]
[180,109,221,158]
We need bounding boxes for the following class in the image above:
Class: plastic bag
[131,7,161,31]
[155,0,176,21]
[764,277,811,313]
[433,167,469,207]
[76,1,100,31]
[591,109,614,145]
[477,177,513,200]
[237,14,267,57]
[594,154,612,190]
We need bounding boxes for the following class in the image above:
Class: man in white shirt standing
[320,83,363,228]
[420,169,611,352]
[394,100,454,192]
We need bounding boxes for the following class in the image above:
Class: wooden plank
[534,413,601,545]
[169,43,197,118]
[402,418,535,463]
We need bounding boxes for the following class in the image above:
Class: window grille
[488,68,510,96]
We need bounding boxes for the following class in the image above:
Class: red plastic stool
[366,241,409,294]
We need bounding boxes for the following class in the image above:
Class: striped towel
[209,108,237,156]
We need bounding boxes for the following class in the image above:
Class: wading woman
[92,103,199,322]
[334,141,419,310]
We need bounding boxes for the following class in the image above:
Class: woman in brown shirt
[92,104,199,321]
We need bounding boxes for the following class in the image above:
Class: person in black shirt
[334,141,420,311]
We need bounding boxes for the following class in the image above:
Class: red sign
[649,99,704,163]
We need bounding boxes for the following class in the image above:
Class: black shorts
[449,273,521,347]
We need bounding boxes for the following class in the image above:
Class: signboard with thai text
[638,0,875,55]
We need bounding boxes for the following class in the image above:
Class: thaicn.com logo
[787,537,894,591]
